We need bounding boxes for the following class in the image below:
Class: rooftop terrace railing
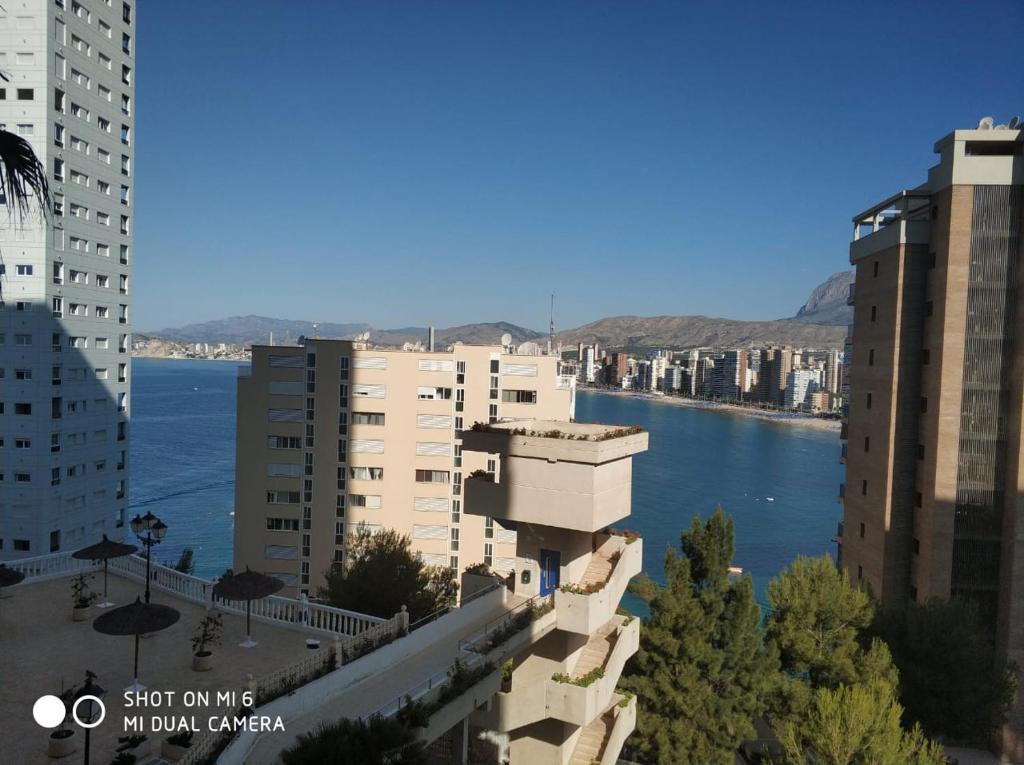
[7,549,385,639]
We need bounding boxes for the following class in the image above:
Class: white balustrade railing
[4,550,98,582]
[9,551,384,639]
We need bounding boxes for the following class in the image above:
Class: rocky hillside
[555,315,845,351]
[790,270,854,325]
[146,316,540,349]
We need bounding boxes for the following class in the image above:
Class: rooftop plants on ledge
[477,598,554,653]
[467,469,495,482]
[552,666,605,687]
[602,527,641,544]
[559,581,606,596]
[617,690,635,708]
[468,422,644,441]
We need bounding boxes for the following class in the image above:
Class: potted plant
[71,574,97,621]
[161,731,194,761]
[115,734,151,760]
[47,684,79,758]
[110,752,136,765]
[191,611,223,672]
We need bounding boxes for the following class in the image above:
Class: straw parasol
[213,568,284,648]
[73,535,138,608]
[93,597,180,692]
[0,564,25,588]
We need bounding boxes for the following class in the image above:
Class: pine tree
[622,507,778,765]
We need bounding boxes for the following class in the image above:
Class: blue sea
[130,359,844,601]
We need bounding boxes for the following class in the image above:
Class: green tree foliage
[171,547,195,575]
[280,715,426,765]
[318,525,458,623]
[776,677,947,765]
[622,507,778,765]
[766,555,875,690]
[870,597,1016,744]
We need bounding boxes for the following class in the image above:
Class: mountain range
[142,271,853,351]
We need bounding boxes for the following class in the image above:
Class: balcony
[846,283,855,305]
[569,693,636,765]
[555,535,642,636]
[547,614,639,727]
[463,421,648,532]
[850,190,931,262]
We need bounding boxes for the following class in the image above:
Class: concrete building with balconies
[463,419,647,765]
[839,121,1023,760]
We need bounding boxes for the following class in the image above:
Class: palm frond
[0,128,50,220]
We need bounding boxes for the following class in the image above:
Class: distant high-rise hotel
[838,123,1022,757]
[0,0,136,559]
[233,340,576,596]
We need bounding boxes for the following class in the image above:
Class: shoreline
[580,388,842,431]
[133,354,249,363]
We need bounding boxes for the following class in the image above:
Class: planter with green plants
[115,733,151,760]
[191,611,223,672]
[46,684,79,757]
[71,574,98,622]
[161,731,194,761]
[110,751,136,765]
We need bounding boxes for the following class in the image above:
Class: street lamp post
[130,511,167,603]
[73,672,105,765]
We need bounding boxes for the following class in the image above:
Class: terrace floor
[1,573,319,765]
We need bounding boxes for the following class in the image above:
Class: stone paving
[0,573,319,765]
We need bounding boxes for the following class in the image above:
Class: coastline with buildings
[580,387,842,431]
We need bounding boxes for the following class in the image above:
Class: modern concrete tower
[838,123,1023,758]
[234,339,576,596]
[0,0,136,559]
[463,420,646,765]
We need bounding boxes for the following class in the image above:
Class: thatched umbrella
[73,535,138,608]
[213,568,284,648]
[0,564,25,589]
[93,597,180,692]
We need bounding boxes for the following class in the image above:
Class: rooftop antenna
[1009,116,1021,130]
[313,323,319,339]
[548,292,555,355]
[978,116,994,130]
[269,331,274,347]
[501,332,512,352]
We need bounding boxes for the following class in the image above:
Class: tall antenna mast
[548,293,555,355]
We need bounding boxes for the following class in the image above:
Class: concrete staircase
[580,552,614,590]
[569,711,613,764]
[572,621,616,677]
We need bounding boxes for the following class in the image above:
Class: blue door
[539,549,561,596]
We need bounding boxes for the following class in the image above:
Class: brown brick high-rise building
[838,123,1023,758]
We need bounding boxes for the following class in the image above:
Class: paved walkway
[244,596,517,765]
[1,574,316,765]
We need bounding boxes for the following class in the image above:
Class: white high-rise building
[0,0,136,559]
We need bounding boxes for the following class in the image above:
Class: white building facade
[0,0,136,558]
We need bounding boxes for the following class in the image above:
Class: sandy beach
[580,388,842,432]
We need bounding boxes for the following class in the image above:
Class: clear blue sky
[135,1,1023,332]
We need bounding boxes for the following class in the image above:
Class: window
[17,88,33,100]
[97,243,110,257]
[870,305,877,322]
[98,148,111,164]
[54,124,65,148]
[71,102,90,121]
[121,94,130,115]
[349,467,384,481]
[54,157,65,181]
[352,412,385,426]
[98,85,111,102]
[121,64,131,86]
[417,386,452,400]
[450,528,460,552]
[13,540,30,552]
[121,154,130,176]
[928,251,937,269]
[16,264,33,276]
[501,389,537,404]
[861,479,867,496]
[868,349,874,366]
[268,435,301,450]
[120,185,130,205]
[55,87,65,112]
[864,436,870,453]
[924,301,934,317]
[15,437,32,448]
[415,469,450,484]
[872,261,879,278]
[15,403,32,415]
[915,491,923,508]
[916,444,925,460]
[99,20,112,39]
[348,494,381,508]
[920,397,928,414]
[16,123,34,136]
[266,518,300,532]
[484,543,493,567]
[866,392,872,409]
[120,124,130,145]
[123,2,132,24]
[16,333,32,346]
[122,33,131,54]
[267,490,300,505]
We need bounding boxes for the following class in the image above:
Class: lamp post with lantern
[129,511,167,603]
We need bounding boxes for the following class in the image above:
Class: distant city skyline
[135,1,1021,330]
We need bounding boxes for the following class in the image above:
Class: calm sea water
[131,360,844,600]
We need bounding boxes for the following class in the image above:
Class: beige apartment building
[233,339,575,597]
[839,123,1023,758]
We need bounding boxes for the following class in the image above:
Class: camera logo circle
[72,695,106,729]
[32,695,66,729]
